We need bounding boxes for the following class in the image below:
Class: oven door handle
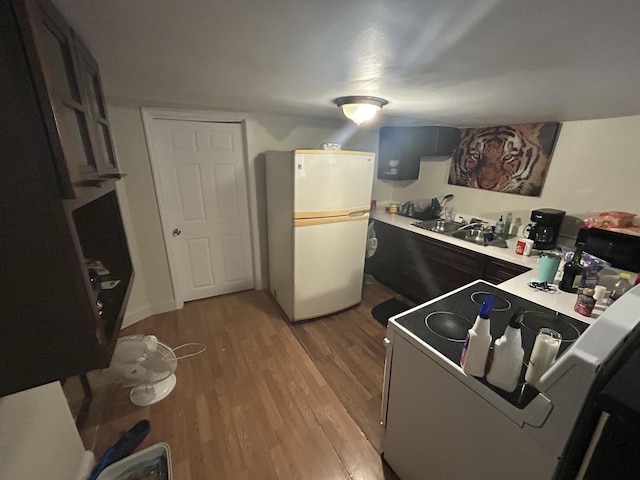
[380,337,393,436]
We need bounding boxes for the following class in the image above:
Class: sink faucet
[457,221,489,231]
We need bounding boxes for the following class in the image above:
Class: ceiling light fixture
[334,96,388,125]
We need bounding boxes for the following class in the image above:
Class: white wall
[0,383,92,480]
[110,109,640,325]
[382,115,640,238]
[108,104,380,323]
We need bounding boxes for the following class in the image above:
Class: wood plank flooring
[73,282,404,479]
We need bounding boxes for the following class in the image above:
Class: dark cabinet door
[14,0,125,198]
[402,233,488,303]
[366,221,406,294]
[377,126,460,180]
[484,258,531,284]
[74,36,123,179]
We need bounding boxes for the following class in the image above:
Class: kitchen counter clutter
[369,209,631,324]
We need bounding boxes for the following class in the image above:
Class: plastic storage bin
[97,443,172,480]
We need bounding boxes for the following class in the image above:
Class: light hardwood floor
[72,282,403,479]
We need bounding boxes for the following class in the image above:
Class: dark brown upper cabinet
[74,36,123,178]
[14,0,124,199]
[1,0,133,397]
[378,126,460,180]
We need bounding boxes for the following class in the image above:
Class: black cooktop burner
[425,312,471,342]
[470,291,511,311]
[392,281,590,409]
[521,310,581,342]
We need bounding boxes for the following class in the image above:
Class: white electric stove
[380,280,640,480]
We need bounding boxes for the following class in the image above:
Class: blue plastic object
[88,419,151,480]
[479,294,495,319]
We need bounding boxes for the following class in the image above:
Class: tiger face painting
[448,123,560,197]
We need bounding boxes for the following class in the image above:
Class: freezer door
[293,151,375,216]
[292,216,368,321]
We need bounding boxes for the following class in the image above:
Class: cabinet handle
[79,179,107,187]
[172,228,182,237]
[100,173,127,179]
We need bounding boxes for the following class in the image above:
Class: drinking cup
[523,239,534,256]
[538,251,562,284]
[525,328,562,387]
[593,285,607,304]
[445,207,457,221]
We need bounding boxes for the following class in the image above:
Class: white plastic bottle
[486,308,524,392]
[460,295,494,377]
[495,216,504,236]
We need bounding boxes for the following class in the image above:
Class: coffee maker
[526,208,565,250]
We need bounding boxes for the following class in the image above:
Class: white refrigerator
[265,149,375,322]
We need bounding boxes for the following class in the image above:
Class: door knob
[172,228,182,237]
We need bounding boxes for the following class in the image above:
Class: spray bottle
[460,295,494,377]
[486,308,525,392]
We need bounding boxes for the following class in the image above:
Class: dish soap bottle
[495,216,504,236]
[486,308,524,392]
[460,295,494,377]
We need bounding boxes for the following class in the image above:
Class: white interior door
[147,118,254,302]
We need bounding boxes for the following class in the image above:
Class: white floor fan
[107,334,178,406]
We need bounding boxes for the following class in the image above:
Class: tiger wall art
[448,123,561,197]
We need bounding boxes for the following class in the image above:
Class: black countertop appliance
[528,208,565,250]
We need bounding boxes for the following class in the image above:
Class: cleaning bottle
[495,216,504,236]
[486,308,524,392]
[460,295,494,377]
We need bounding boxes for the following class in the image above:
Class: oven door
[382,331,559,480]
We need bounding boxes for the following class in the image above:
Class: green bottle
[502,212,513,239]
[559,243,584,293]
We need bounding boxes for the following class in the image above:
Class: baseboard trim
[122,299,180,328]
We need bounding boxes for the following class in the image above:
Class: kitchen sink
[450,228,494,245]
[413,219,465,233]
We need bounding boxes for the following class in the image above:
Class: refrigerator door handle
[348,209,369,217]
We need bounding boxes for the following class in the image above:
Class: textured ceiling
[52,0,640,127]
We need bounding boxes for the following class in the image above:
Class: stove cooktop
[392,281,589,407]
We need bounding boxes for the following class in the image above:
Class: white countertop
[370,209,600,324]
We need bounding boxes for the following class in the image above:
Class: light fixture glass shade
[340,103,381,125]
[334,96,388,125]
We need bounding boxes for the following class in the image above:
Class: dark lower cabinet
[402,232,487,302]
[484,258,531,284]
[366,221,530,304]
[0,0,132,397]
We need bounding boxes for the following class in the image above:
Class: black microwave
[576,228,640,272]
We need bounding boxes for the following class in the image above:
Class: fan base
[129,374,177,406]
